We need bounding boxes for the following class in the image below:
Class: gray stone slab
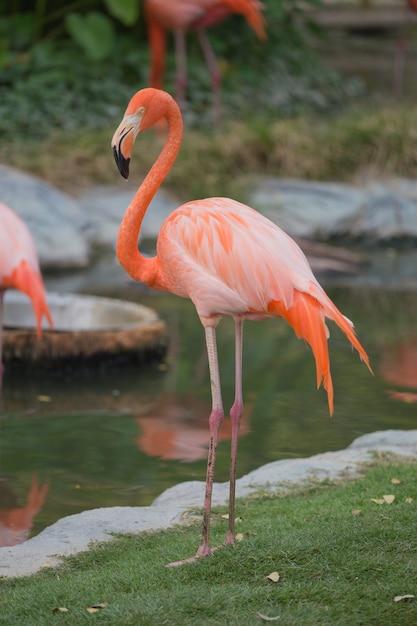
[0,164,89,268]
[3,165,417,274]
[250,178,367,238]
[77,184,178,247]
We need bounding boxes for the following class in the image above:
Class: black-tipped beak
[113,145,130,180]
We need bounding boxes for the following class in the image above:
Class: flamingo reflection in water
[0,473,49,547]
[136,392,252,462]
[380,338,417,404]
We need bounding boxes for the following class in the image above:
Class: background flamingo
[111,88,372,566]
[143,0,266,125]
[0,202,53,388]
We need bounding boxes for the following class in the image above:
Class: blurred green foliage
[0,1,360,140]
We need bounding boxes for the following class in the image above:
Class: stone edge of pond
[1,429,416,579]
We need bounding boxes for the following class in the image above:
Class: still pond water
[1,278,416,545]
[2,14,417,546]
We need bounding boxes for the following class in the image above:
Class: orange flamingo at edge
[111,88,372,566]
[143,0,266,125]
[0,202,53,388]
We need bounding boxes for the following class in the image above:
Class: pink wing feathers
[159,198,323,314]
[157,198,372,414]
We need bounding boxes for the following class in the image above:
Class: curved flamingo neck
[116,99,183,288]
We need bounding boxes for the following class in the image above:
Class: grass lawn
[0,459,416,625]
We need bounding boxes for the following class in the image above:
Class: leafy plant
[65,11,115,61]
[0,0,363,141]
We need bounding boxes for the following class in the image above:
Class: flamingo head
[111,88,177,180]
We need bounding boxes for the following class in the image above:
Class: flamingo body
[144,0,265,33]
[112,88,372,565]
[0,202,53,386]
[157,197,369,411]
[143,0,266,124]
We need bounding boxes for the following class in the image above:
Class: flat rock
[3,164,417,273]
[250,178,367,238]
[0,164,90,269]
[77,184,177,247]
[251,177,417,241]
[339,183,417,239]
[1,429,416,579]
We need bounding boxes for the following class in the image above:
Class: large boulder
[251,177,417,241]
[77,184,178,247]
[0,164,90,268]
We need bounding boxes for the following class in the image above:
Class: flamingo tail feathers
[11,261,53,335]
[269,291,372,415]
[221,0,267,39]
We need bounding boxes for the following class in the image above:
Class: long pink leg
[174,31,187,111]
[167,323,224,567]
[197,29,222,128]
[226,318,244,544]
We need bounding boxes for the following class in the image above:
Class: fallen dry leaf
[383,495,395,504]
[406,497,414,503]
[266,572,280,583]
[393,595,415,602]
[256,612,280,621]
[391,478,401,484]
[37,395,52,402]
[351,509,362,516]
[221,514,242,522]
[86,602,108,613]
[371,498,385,505]
[236,533,244,542]
[52,607,69,613]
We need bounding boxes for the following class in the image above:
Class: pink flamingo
[143,0,266,125]
[111,88,372,565]
[0,202,53,387]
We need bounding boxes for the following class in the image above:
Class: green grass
[1,460,416,625]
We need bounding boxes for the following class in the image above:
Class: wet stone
[2,165,417,273]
